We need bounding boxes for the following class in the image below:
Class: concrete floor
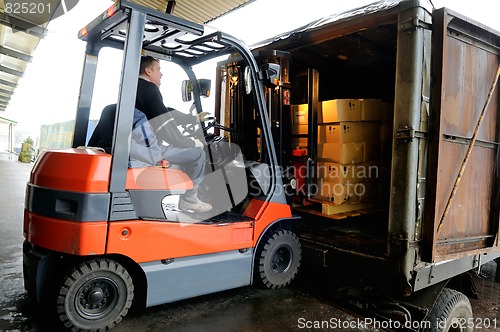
[0,152,371,332]
[1,151,500,331]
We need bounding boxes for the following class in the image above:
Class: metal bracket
[400,17,432,32]
[390,236,420,251]
[443,134,498,149]
[396,126,427,143]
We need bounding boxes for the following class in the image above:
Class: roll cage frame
[73,0,285,213]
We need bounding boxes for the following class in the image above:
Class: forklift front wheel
[256,229,302,289]
[56,258,134,331]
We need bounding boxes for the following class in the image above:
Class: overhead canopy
[125,0,255,24]
[0,0,254,113]
[0,0,58,112]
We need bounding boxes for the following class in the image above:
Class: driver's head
[139,56,162,87]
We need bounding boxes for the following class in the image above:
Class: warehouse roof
[0,0,254,113]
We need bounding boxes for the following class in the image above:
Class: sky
[3,0,500,144]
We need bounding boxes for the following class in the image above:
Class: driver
[136,55,212,213]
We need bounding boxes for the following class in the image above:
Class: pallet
[296,198,379,220]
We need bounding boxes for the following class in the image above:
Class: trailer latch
[396,126,427,143]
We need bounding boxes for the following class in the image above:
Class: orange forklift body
[22,3,300,330]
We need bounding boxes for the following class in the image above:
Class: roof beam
[0,65,23,77]
[0,87,14,95]
[0,13,47,39]
[0,116,16,124]
[0,78,17,88]
[0,92,11,99]
[0,46,32,62]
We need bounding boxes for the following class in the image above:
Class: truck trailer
[227,0,500,329]
[22,0,500,331]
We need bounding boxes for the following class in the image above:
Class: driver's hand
[193,138,204,148]
[196,111,210,122]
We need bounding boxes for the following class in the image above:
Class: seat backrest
[87,104,116,153]
[88,104,162,167]
[129,107,162,167]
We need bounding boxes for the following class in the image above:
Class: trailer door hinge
[400,17,432,32]
[396,126,427,143]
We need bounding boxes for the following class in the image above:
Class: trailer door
[424,8,500,262]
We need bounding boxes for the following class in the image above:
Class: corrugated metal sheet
[0,0,253,113]
[126,0,254,24]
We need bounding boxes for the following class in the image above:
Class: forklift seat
[87,104,116,154]
[88,104,192,191]
[88,104,165,167]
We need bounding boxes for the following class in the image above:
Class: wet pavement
[0,152,372,332]
[1,151,500,331]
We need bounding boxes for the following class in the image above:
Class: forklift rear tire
[427,288,473,332]
[256,229,301,289]
[56,258,134,331]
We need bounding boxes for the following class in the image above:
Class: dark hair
[139,56,158,74]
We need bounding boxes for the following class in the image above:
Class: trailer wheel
[427,288,473,332]
[56,258,134,331]
[256,229,301,289]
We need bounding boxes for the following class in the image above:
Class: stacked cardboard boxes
[316,99,384,206]
[291,104,309,151]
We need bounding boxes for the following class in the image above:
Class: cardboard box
[292,104,308,124]
[315,180,374,205]
[292,124,308,135]
[316,162,379,184]
[320,99,360,122]
[317,182,353,205]
[318,122,380,144]
[360,99,383,121]
[317,180,379,205]
[321,202,376,215]
[317,142,364,164]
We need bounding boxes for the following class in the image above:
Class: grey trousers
[161,145,206,190]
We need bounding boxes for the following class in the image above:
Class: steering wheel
[203,116,232,133]
[180,102,233,141]
[180,102,205,138]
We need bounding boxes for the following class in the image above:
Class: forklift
[22,1,301,330]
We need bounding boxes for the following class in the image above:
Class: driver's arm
[136,82,199,147]
[149,112,196,148]
[166,107,198,125]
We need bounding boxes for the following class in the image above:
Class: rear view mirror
[182,79,212,102]
[198,79,211,97]
[259,63,280,86]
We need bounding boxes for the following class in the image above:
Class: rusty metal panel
[424,8,500,262]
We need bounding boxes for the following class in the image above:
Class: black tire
[56,258,134,331]
[427,288,473,332]
[256,229,301,289]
